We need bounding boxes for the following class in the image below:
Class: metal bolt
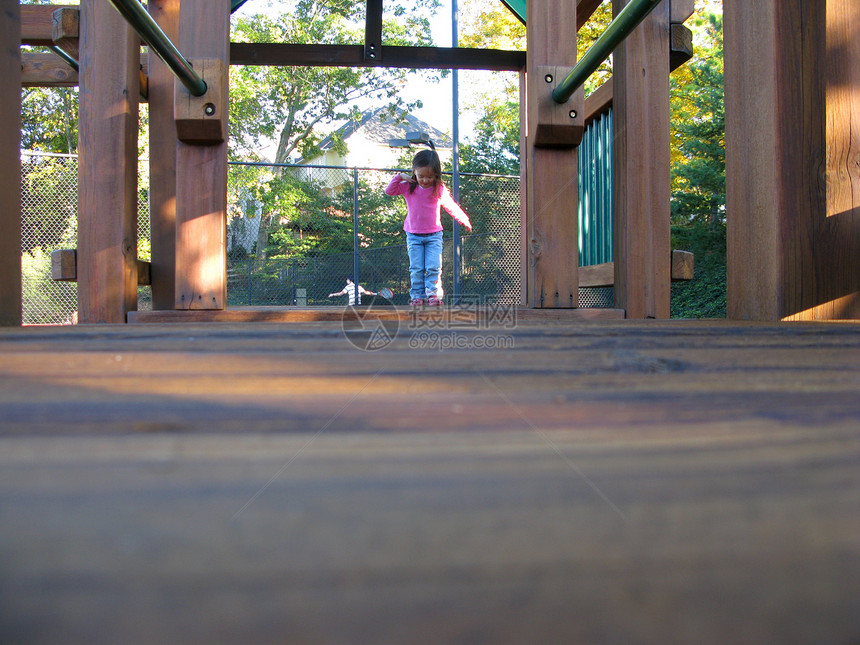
[204,103,216,116]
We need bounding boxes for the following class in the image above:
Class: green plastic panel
[499,0,526,25]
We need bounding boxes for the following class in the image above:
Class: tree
[670,9,725,227]
[229,1,442,164]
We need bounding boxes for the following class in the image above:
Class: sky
[232,0,500,150]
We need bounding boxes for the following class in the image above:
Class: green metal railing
[49,45,78,72]
[578,109,614,266]
[106,0,207,97]
[553,0,663,103]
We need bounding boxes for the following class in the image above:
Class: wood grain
[0,320,857,643]
[0,0,22,326]
[726,0,860,321]
[525,0,580,308]
[76,0,139,323]
[612,0,672,318]
[174,0,229,310]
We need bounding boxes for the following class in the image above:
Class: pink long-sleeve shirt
[384,175,471,234]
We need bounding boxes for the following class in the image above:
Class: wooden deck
[1,317,858,643]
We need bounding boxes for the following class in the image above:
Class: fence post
[353,167,360,304]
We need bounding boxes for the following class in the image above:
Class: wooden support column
[174,0,229,310]
[725,0,860,320]
[525,0,582,308]
[1,0,22,326]
[77,0,139,323]
[612,0,671,319]
[147,0,179,310]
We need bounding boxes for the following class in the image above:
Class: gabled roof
[316,107,452,152]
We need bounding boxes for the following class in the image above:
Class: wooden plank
[670,0,696,23]
[229,43,525,70]
[50,249,77,281]
[19,3,74,46]
[50,249,151,285]
[21,52,78,86]
[671,249,695,281]
[726,0,860,321]
[51,6,78,61]
[584,77,612,125]
[1,1,22,326]
[670,23,694,71]
[174,0,229,310]
[576,0,604,28]
[147,0,178,311]
[364,0,382,62]
[525,0,580,308]
[76,0,140,323]
[612,0,672,318]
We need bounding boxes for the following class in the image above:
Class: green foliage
[460,100,520,175]
[670,12,725,226]
[670,223,726,318]
[229,1,440,163]
[21,86,78,154]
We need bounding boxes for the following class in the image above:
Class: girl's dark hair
[409,149,442,194]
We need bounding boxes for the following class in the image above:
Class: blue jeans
[406,231,443,300]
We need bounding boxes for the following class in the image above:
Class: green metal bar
[552,0,662,104]
[499,0,526,25]
[49,45,79,72]
[231,0,251,13]
[106,0,207,97]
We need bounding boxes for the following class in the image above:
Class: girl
[384,149,472,306]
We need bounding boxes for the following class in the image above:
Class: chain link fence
[20,154,610,323]
[20,152,151,325]
[226,162,522,307]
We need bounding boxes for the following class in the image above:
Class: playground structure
[2,0,858,324]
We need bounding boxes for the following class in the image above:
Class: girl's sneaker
[410,298,426,307]
[427,295,444,306]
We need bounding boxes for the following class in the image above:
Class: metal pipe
[106,0,207,97]
[552,0,662,104]
[49,45,79,72]
[231,0,251,13]
[451,0,461,303]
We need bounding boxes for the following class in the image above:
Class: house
[301,106,452,171]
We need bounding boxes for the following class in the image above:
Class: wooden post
[174,0,229,310]
[1,0,22,326]
[725,0,860,320]
[612,0,671,319]
[77,0,140,323]
[525,0,582,308]
[147,0,179,311]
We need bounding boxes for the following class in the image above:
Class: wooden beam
[725,0,860,321]
[229,43,526,71]
[21,52,77,87]
[670,0,696,23]
[1,1,22,326]
[576,0,604,28]
[22,52,150,100]
[612,0,672,319]
[51,249,151,286]
[20,4,74,46]
[525,0,580,307]
[584,77,612,125]
[174,0,229,310]
[147,0,178,311]
[364,0,382,63]
[579,251,695,288]
[77,0,140,323]
[51,7,79,61]
[670,22,694,71]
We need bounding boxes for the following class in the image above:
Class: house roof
[316,107,452,153]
